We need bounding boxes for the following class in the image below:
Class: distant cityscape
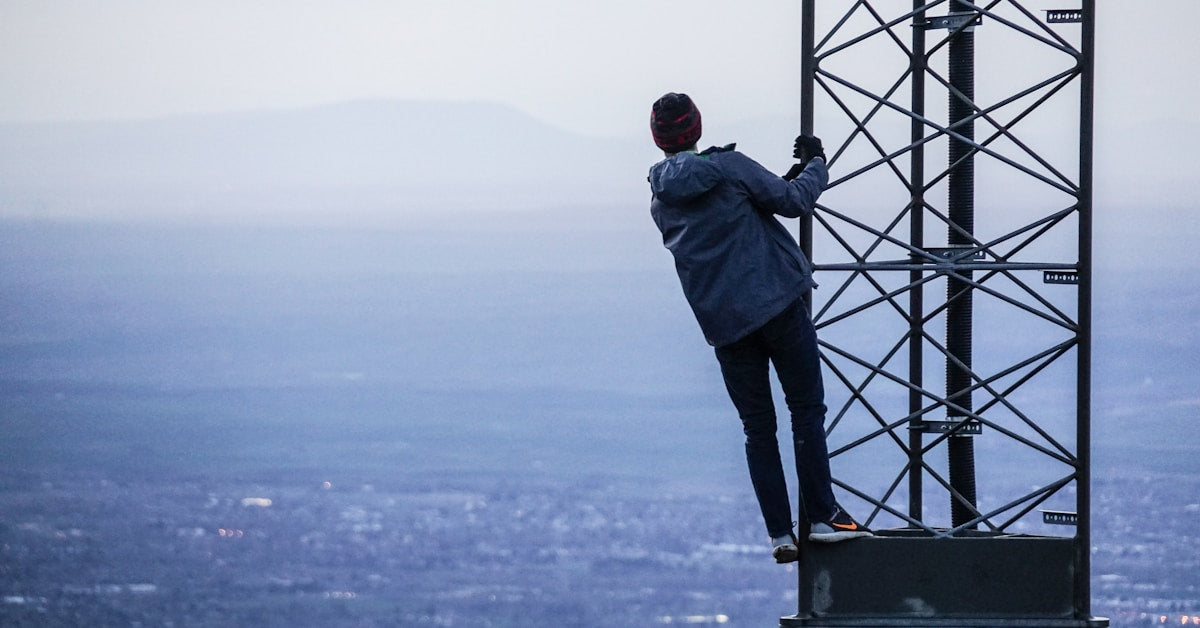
[1,471,1196,626]
[1091,474,1200,626]
[2,220,1197,626]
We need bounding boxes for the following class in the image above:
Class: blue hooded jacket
[649,145,828,347]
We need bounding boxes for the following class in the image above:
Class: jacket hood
[648,151,724,204]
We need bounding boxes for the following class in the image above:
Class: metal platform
[781,530,1108,627]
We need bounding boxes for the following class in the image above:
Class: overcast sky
[0,0,803,135]
[1,0,1198,227]
[2,1,1197,139]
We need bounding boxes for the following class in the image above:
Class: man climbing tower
[647,92,872,563]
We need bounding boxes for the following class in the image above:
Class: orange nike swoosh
[831,521,859,531]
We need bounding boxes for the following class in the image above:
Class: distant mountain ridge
[0,100,646,218]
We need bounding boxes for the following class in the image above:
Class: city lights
[1156,615,1200,625]
[656,614,731,624]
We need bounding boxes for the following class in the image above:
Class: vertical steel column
[800,0,816,314]
[907,1,927,525]
[945,0,979,529]
[1075,0,1096,618]
[800,1,815,137]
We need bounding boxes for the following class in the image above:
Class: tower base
[780,529,1108,627]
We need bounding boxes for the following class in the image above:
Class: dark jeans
[714,298,836,538]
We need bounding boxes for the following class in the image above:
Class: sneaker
[770,533,799,563]
[808,505,873,543]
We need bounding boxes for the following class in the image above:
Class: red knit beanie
[650,93,702,153]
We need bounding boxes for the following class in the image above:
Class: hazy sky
[2,0,1198,140]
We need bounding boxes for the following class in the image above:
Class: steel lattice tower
[783,1,1106,625]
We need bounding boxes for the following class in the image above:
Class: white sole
[772,545,800,563]
[808,530,873,543]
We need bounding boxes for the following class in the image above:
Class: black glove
[792,134,826,165]
[782,162,806,181]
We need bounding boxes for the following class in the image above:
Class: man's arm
[729,151,828,219]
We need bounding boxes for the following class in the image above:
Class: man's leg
[761,299,837,525]
[715,332,794,539]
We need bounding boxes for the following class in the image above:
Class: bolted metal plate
[1044,271,1079,284]
[1046,10,1085,24]
[922,14,984,31]
[918,247,987,262]
[1042,510,1079,526]
[916,419,983,435]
